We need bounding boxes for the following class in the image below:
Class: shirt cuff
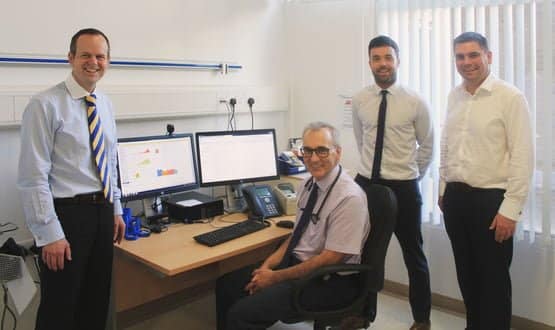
[498,199,523,222]
[31,220,65,247]
[113,199,123,216]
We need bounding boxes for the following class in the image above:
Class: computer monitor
[116,133,199,209]
[195,129,280,187]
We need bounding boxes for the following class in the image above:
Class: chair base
[314,315,370,330]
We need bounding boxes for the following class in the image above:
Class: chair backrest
[360,184,398,291]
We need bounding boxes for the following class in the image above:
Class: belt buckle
[91,193,98,202]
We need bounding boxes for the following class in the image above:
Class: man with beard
[352,35,434,330]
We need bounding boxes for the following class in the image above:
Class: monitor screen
[196,129,280,187]
[117,133,198,201]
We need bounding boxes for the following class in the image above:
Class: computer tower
[164,191,224,223]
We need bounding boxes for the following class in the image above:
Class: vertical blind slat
[528,1,537,243]
[540,0,553,243]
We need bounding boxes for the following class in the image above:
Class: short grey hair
[302,121,341,147]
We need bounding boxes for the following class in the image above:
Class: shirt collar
[457,73,495,96]
[64,74,95,100]
[313,164,341,193]
[370,81,399,96]
[476,73,495,93]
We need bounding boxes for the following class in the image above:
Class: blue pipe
[0,56,242,70]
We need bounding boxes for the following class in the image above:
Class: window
[373,0,554,242]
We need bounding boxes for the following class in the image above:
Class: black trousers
[35,199,114,330]
[355,175,431,323]
[443,182,512,330]
[215,262,360,330]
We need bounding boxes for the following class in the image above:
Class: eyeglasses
[300,146,333,158]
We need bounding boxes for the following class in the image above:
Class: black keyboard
[194,220,269,247]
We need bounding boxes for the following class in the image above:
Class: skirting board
[383,280,555,330]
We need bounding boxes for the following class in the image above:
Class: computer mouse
[276,220,295,229]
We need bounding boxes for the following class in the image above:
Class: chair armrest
[291,264,378,318]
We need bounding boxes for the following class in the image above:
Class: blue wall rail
[0,56,242,72]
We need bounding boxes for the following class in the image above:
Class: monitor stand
[142,197,166,222]
[224,184,247,214]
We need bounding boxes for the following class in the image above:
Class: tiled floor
[14,267,466,330]
[125,291,467,330]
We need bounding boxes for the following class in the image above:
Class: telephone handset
[242,185,282,218]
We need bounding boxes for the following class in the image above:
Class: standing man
[17,28,125,330]
[216,122,370,330]
[439,32,534,329]
[352,35,434,330]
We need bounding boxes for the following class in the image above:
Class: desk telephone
[242,185,282,218]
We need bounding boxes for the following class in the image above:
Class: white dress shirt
[439,74,534,221]
[352,83,434,180]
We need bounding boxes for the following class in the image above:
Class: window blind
[374,0,553,244]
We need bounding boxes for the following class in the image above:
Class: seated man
[216,121,370,330]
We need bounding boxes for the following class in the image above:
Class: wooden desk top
[115,213,294,276]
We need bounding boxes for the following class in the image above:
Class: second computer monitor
[196,129,280,187]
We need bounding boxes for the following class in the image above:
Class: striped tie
[85,94,113,203]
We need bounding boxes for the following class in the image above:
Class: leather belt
[54,192,107,205]
[447,182,475,192]
[447,182,504,194]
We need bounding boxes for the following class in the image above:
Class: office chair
[285,183,398,330]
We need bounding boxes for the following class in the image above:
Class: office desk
[113,213,293,316]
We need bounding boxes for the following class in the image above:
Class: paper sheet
[176,199,203,207]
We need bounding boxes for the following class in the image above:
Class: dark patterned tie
[85,94,112,203]
[278,183,319,268]
[371,90,388,180]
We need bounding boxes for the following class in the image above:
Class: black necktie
[278,183,319,268]
[371,90,388,180]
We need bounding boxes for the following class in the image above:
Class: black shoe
[409,321,431,330]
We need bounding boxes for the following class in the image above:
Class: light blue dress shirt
[17,74,122,247]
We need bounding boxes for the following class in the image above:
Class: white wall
[0,0,290,242]
[286,0,555,327]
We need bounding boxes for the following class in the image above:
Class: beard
[372,70,397,87]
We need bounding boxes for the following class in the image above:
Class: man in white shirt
[352,35,434,330]
[439,32,534,330]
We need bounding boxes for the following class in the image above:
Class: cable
[247,97,255,129]
[225,102,235,131]
[0,223,18,235]
[150,197,161,211]
[229,98,237,131]
[224,101,232,131]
